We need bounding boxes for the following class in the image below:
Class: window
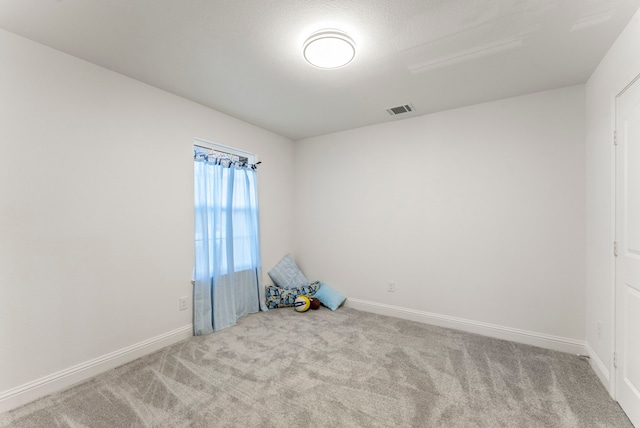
[194,139,259,274]
[193,139,264,333]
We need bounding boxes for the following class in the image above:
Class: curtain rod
[194,147,262,170]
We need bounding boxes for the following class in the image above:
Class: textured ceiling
[1,0,639,140]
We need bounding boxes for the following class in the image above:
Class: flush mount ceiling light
[303,29,356,69]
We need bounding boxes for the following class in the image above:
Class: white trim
[608,71,640,400]
[616,70,640,97]
[610,90,618,399]
[344,299,585,354]
[585,341,610,390]
[194,138,258,163]
[0,325,193,414]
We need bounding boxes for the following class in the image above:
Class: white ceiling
[1,0,639,140]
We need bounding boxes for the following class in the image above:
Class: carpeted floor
[0,307,632,427]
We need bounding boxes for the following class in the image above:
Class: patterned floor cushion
[265,281,320,309]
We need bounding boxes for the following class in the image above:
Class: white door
[615,74,640,427]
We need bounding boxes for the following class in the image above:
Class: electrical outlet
[179,296,188,311]
[387,281,396,292]
[597,321,602,338]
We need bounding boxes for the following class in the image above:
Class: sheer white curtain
[193,153,266,335]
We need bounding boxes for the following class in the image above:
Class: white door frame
[612,70,640,402]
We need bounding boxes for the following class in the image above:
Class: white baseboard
[584,341,611,391]
[345,299,585,355]
[0,325,193,414]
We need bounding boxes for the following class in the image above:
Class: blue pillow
[314,283,346,311]
[268,254,309,289]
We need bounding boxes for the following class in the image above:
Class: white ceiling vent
[386,104,414,116]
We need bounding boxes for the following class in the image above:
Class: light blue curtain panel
[194,153,266,335]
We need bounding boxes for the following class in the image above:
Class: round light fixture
[303,29,356,69]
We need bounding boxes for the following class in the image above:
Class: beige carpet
[0,307,632,427]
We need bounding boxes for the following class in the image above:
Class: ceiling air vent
[386,104,414,116]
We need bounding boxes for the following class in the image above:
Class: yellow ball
[294,295,311,312]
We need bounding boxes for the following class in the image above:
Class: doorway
[614,72,640,427]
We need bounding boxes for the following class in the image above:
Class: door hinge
[613,352,617,369]
[614,130,618,146]
[614,241,618,257]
